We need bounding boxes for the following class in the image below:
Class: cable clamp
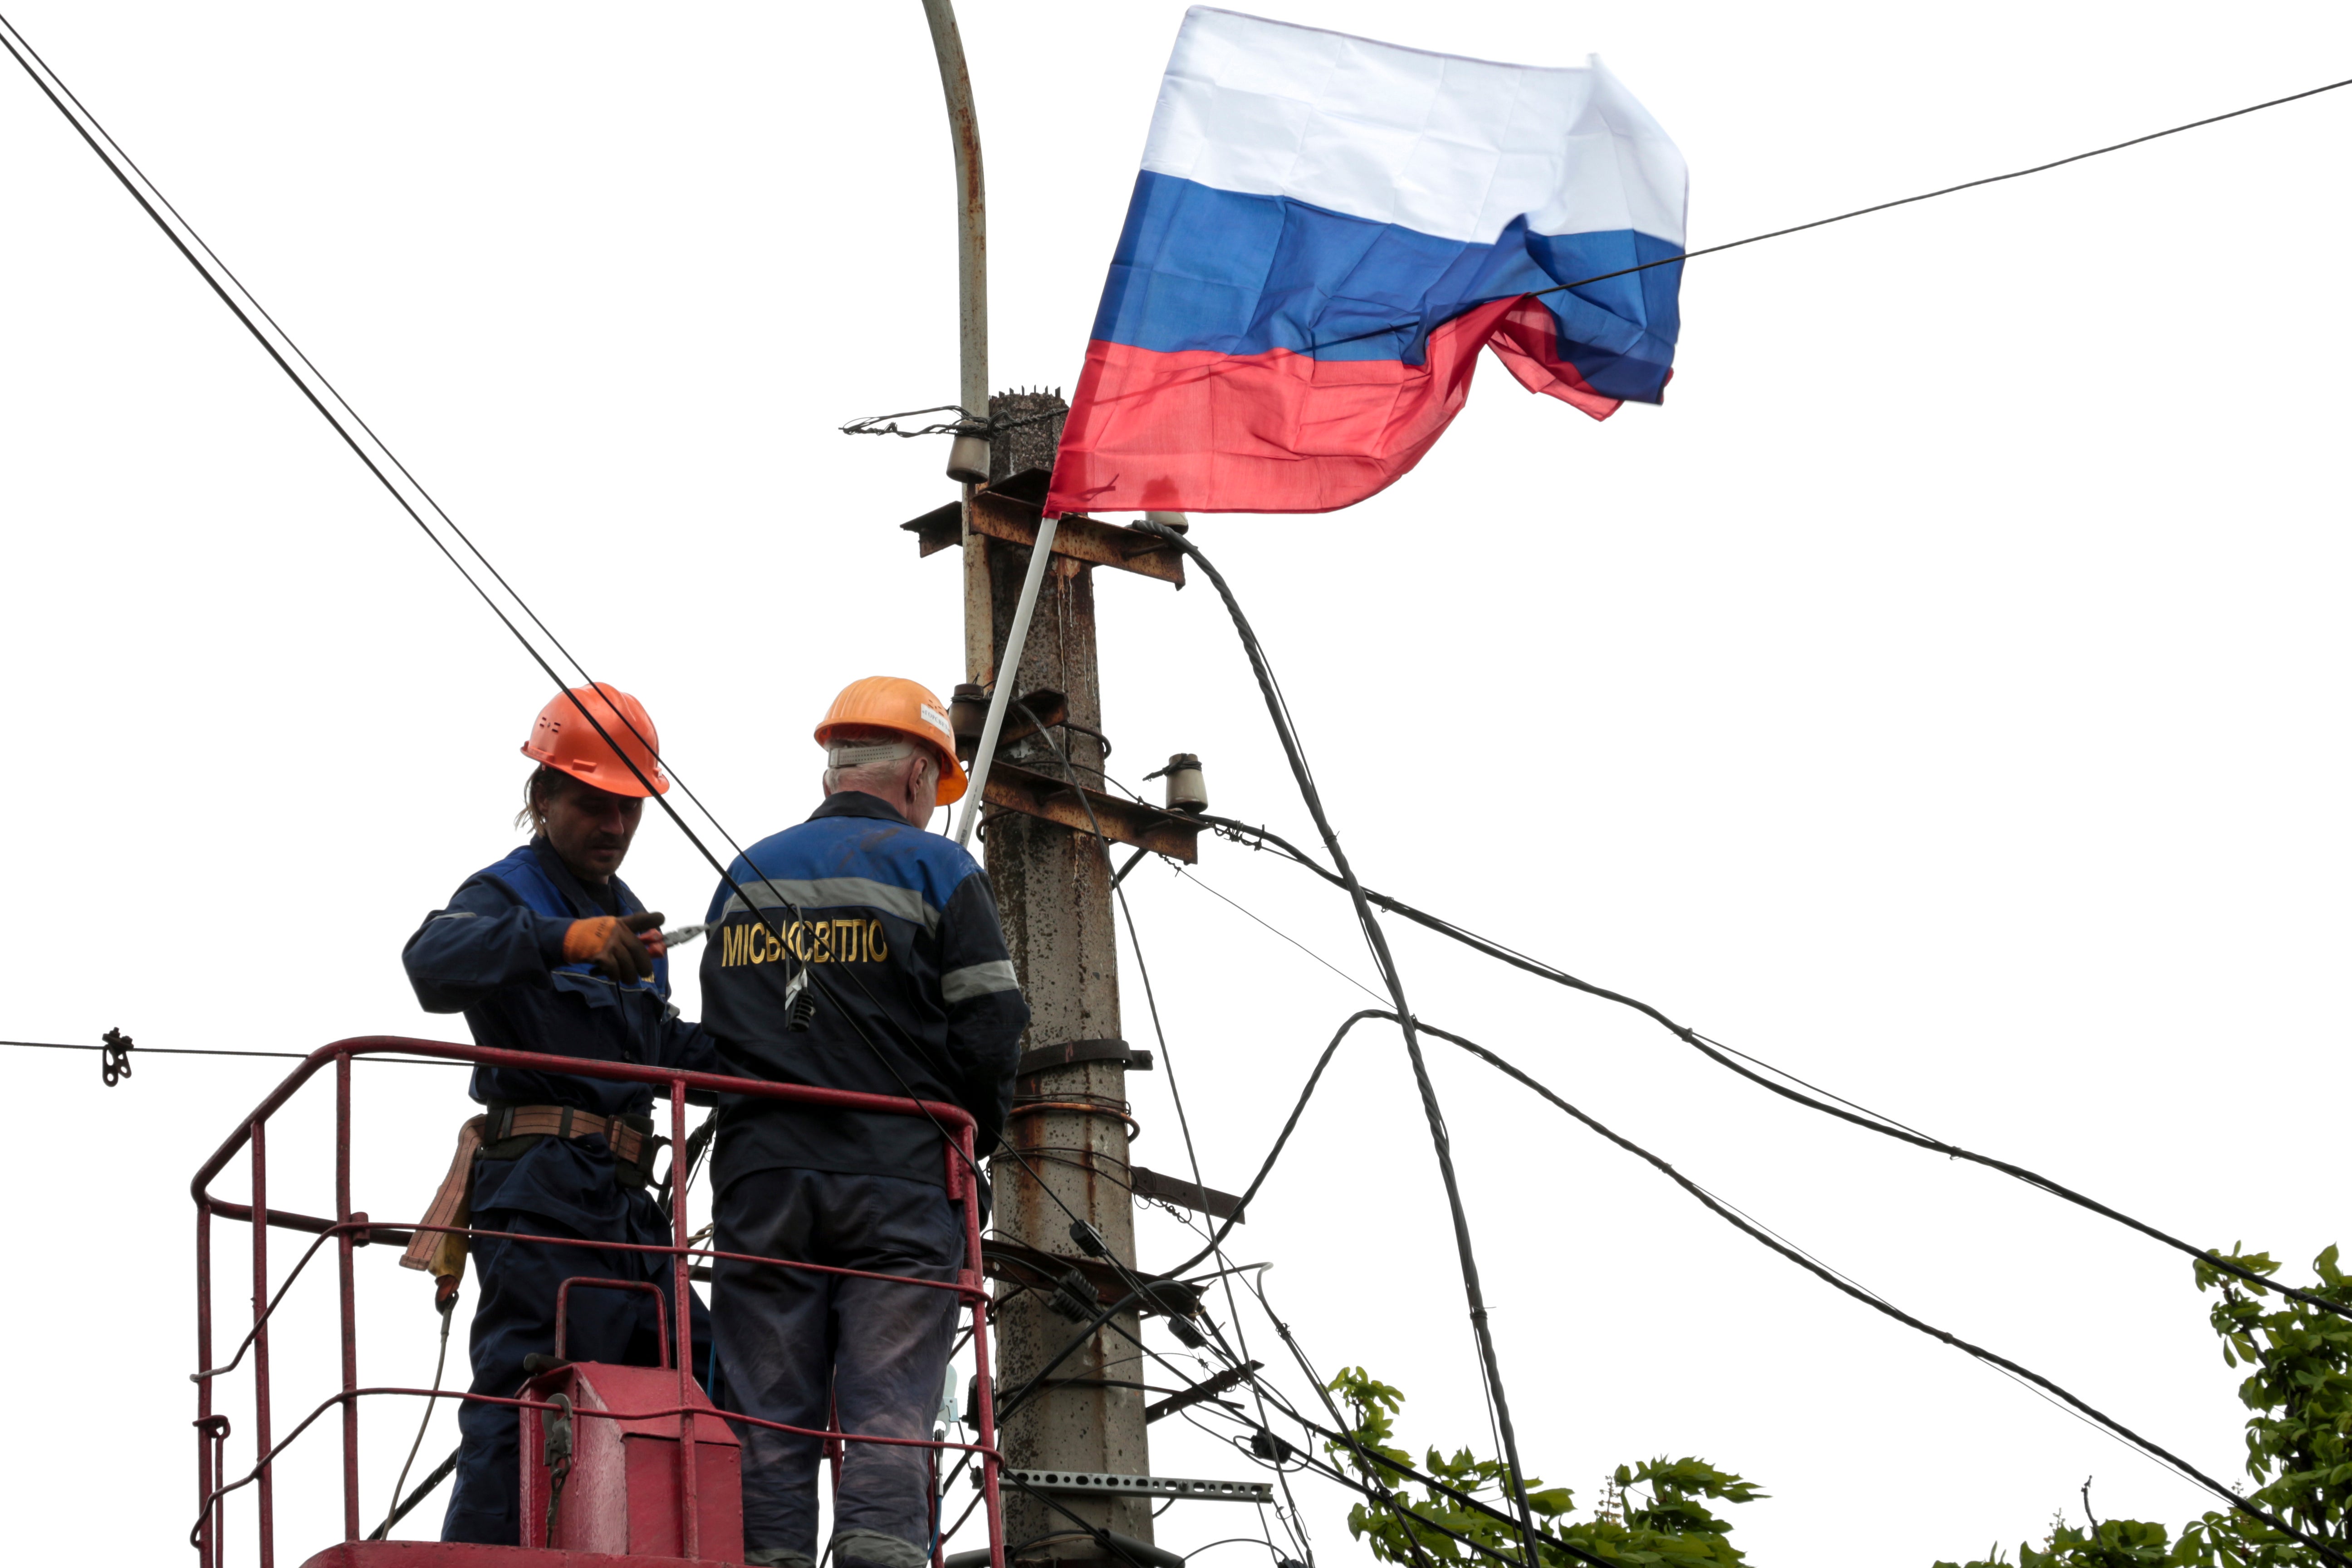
[99,1028,133,1088]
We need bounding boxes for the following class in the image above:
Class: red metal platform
[300,1546,726,1568]
[194,1036,1008,1568]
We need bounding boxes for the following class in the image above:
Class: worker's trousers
[441,1204,711,1545]
[712,1166,963,1568]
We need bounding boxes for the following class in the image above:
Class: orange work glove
[561,911,666,982]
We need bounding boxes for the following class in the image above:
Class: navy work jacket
[403,837,719,1235]
[699,791,1029,1191]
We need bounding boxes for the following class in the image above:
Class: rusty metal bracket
[904,500,962,555]
[983,760,1203,862]
[980,1469,1274,1505]
[983,1238,1184,1316]
[1129,1166,1246,1224]
[901,475,1185,587]
[953,685,1066,762]
[994,689,1067,752]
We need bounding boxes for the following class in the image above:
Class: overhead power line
[1,1038,462,1066]
[1181,1004,2349,1567]
[1300,67,2352,357]
[1536,69,2352,298]
[0,13,1194,1300]
[1000,701,1316,1565]
[1199,814,2352,1328]
[0,40,1220,1495]
[1420,1016,2352,1568]
[1143,846,2325,1463]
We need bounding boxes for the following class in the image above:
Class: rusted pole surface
[977,393,1155,1555]
[918,0,986,424]
[918,0,1000,717]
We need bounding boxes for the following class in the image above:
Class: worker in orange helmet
[698,676,1027,1568]
[401,682,720,1545]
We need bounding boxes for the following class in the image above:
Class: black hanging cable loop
[1135,519,1544,1568]
[1406,1014,2352,1568]
[1194,812,2352,1325]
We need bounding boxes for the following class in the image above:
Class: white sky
[5,3,2350,1564]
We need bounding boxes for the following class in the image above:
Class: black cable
[1137,519,1546,1568]
[1171,866,1383,1001]
[1269,1438,1611,1568]
[39,16,2326,1547]
[1289,70,2352,360]
[0,29,1478,1568]
[1170,825,2337,1543]
[1397,1012,2351,1567]
[1004,700,1313,1563]
[1217,1306,1603,1568]
[0,12,780,945]
[0,11,847,1080]
[1237,1296,1547,1548]
[1232,1283,1446,1568]
[1199,814,2352,1327]
[1174,1378,1560,1568]
[991,1288,1158,1425]
[372,1291,458,1539]
[986,698,1304,1521]
[1145,1005,2342,1566]
[0,47,1164,1560]
[994,1474,1161,1568]
[367,1446,458,1541]
[0,15,1174,1301]
[1161,1010,1388,1281]
[2,1039,464,1065]
[1529,72,2352,297]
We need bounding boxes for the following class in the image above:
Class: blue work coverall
[699,790,1029,1568]
[403,835,720,1545]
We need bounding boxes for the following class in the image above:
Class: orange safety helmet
[521,683,671,797]
[815,676,968,806]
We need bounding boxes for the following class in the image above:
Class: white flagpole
[953,514,1060,846]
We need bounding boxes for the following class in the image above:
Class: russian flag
[1047,8,1687,518]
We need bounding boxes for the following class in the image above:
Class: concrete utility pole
[973,393,1157,1558]
[916,6,1161,1558]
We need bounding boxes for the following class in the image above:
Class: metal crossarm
[982,1469,1274,1504]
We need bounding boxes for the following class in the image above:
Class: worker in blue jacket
[701,676,1029,1568]
[402,683,718,1545]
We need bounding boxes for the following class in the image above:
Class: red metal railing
[190,1036,1006,1568]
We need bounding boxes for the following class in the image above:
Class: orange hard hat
[815,676,968,806]
[521,683,671,797]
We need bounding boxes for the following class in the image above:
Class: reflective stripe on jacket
[700,791,1029,1190]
